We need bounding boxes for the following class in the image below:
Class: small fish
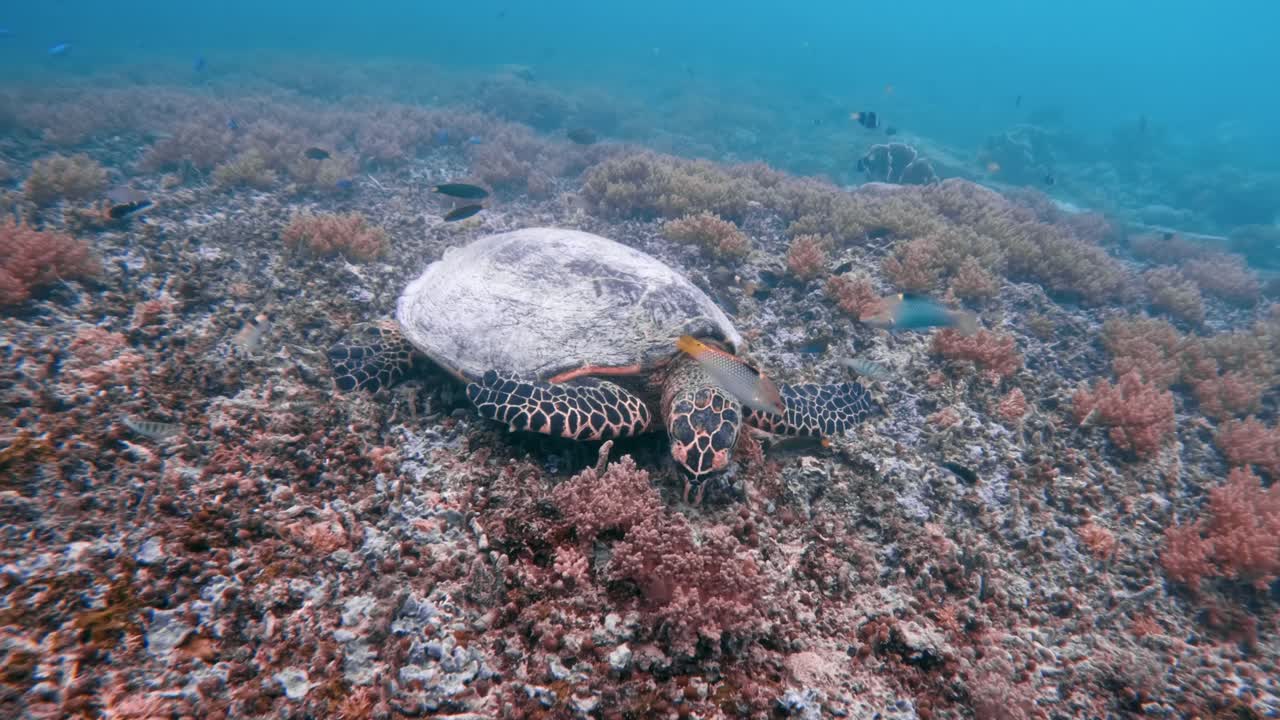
[840,357,892,381]
[433,183,489,200]
[884,84,894,95]
[122,416,181,441]
[443,204,484,222]
[105,188,152,219]
[859,294,979,335]
[1015,94,1022,108]
[108,200,152,220]
[48,42,70,56]
[335,178,354,192]
[231,313,272,355]
[566,127,597,145]
[885,126,898,136]
[986,161,1001,174]
[850,111,879,129]
[304,147,331,160]
[856,158,866,172]
[193,55,206,72]
[940,461,977,483]
[433,129,450,145]
[227,117,240,131]
[466,136,484,145]
[675,335,786,416]
[1043,173,1055,186]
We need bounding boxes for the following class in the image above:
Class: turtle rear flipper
[466,370,651,440]
[744,382,880,437]
[328,324,417,393]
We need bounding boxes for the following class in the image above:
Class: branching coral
[859,142,938,185]
[1143,267,1205,326]
[213,149,279,190]
[824,272,880,318]
[22,153,108,206]
[0,217,100,306]
[785,234,830,280]
[1214,417,1280,480]
[1071,371,1176,460]
[1192,371,1263,420]
[581,152,760,221]
[931,329,1022,379]
[1182,253,1261,306]
[1161,467,1280,590]
[662,211,751,259]
[882,237,941,292]
[949,257,1001,302]
[282,212,388,261]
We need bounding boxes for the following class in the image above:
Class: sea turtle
[328,227,878,495]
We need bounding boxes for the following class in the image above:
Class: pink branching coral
[1071,371,1176,460]
[996,388,1028,424]
[1161,467,1280,590]
[1193,371,1263,420]
[949,257,1001,302]
[1214,416,1280,479]
[282,211,388,261]
[882,237,940,292]
[785,234,829,280]
[824,272,880,318]
[931,329,1022,379]
[662,211,751,259]
[0,217,100,306]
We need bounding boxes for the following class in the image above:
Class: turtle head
[661,353,742,498]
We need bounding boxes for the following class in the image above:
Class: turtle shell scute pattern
[746,381,878,436]
[466,371,651,440]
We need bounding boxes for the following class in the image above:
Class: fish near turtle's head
[660,350,743,501]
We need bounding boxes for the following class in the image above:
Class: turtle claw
[465,370,651,440]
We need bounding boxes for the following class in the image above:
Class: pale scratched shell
[396,228,742,380]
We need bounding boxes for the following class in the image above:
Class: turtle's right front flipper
[744,381,880,437]
[328,324,418,392]
[466,370,651,440]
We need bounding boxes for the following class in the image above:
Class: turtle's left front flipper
[743,382,879,437]
[466,370,652,440]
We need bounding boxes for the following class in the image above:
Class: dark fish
[812,118,823,126]
[122,416,181,441]
[193,55,206,72]
[335,178,354,192]
[1043,173,1055,186]
[433,129,449,145]
[940,461,977,483]
[567,127,597,145]
[108,200,152,220]
[467,136,483,145]
[1015,94,1022,108]
[443,204,484,222]
[885,126,898,136]
[304,147,331,160]
[433,183,489,200]
[860,294,978,335]
[227,117,239,131]
[851,111,879,129]
[105,188,152,219]
[48,43,70,56]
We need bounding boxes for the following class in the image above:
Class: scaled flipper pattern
[466,371,652,440]
[328,325,418,393]
[744,382,879,437]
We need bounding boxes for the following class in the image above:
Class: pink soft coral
[1161,467,1280,590]
[1071,371,1175,459]
[0,217,100,306]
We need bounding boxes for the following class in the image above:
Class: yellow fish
[676,336,786,416]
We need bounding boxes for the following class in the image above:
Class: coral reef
[1143,267,1205,326]
[1161,467,1280,590]
[22,153,108,206]
[0,217,99,305]
[785,234,830,280]
[1072,371,1176,460]
[662,211,751,259]
[824,272,880,318]
[858,142,938,185]
[930,329,1022,380]
[282,211,388,260]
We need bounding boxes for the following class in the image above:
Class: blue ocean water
[3,0,1278,170]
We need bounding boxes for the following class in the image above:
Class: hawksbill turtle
[327,227,879,496]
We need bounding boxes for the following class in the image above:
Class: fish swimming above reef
[433,183,489,200]
[566,127,598,145]
[122,416,181,442]
[227,117,240,131]
[1043,172,1055,186]
[48,43,70,56]
[885,126,898,136]
[443,204,484,222]
[850,111,879,129]
[105,187,153,219]
[193,55,206,72]
[859,294,978,335]
[676,335,786,416]
[840,357,893,382]
[940,461,977,483]
[303,147,331,160]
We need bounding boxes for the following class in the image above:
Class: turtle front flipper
[327,324,418,392]
[466,371,652,440]
[744,382,879,437]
